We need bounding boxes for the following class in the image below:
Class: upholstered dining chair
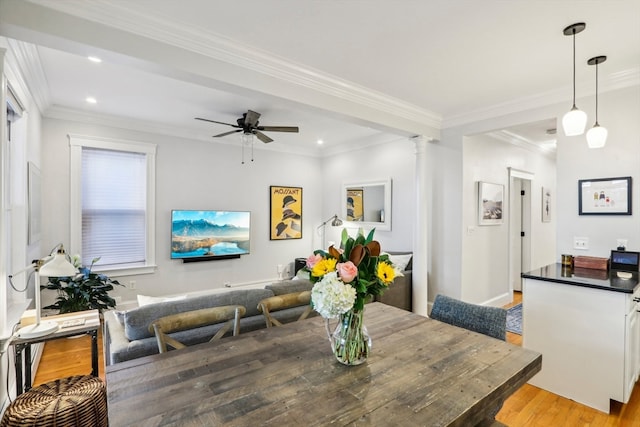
[430,294,507,341]
[149,305,246,353]
[257,291,312,328]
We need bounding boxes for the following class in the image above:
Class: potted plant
[43,256,123,314]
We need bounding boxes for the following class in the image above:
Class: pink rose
[336,261,358,283]
[306,253,323,268]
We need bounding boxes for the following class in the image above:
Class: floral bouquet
[304,228,397,364]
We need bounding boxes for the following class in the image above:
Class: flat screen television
[171,210,250,261]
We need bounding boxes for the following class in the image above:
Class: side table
[11,310,100,395]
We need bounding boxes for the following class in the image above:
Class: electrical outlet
[573,237,589,250]
[224,281,231,287]
[617,239,628,249]
[128,280,137,289]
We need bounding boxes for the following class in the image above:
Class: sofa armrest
[103,310,131,366]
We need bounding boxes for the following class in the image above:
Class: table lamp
[15,244,77,339]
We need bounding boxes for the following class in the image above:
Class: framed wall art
[478,181,504,225]
[578,176,631,215]
[346,188,364,221]
[270,186,302,240]
[542,187,551,222]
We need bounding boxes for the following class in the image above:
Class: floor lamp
[11,244,77,339]
[317,214,343,249]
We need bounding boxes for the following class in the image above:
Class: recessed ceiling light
[86,97,97,104]
[87,56,102,63]
[317,139,324,145]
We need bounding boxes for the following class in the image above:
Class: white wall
[461,134,556,305]
[0,38,44,412]
[556,87,640,257]
[436,104,562,306]
[40,118,324,303]
[321,135,416,252]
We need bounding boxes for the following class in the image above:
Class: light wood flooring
[32,293,640,426]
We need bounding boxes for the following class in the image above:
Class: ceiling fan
[195,110,299,143]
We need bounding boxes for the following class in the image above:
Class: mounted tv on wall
[171,210,251,262]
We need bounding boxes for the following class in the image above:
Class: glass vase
[326,308,371,365]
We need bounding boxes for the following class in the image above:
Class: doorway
[509,169,533,292]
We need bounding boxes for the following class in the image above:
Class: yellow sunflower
[377,261,395,285]
[311,257,337,277]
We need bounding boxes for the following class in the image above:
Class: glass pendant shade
[561,23,587,137]
[586,55,607,149]
[562,107,588,136]
[586,124,607,148]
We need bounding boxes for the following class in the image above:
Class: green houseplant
[43,256,123,314]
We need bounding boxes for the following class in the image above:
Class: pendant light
[561,23,588,136]
[586,56,607,148]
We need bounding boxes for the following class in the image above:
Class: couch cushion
[386,251,413,271]
[123,288,274,341]
[265,279,313,295]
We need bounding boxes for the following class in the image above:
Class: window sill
[94,264,157,278]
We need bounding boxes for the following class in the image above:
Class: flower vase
[326,308,371,365]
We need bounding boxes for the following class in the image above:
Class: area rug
[506,303,522,335]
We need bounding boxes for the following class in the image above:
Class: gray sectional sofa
[103,252,413,365]
[103,279,315,364]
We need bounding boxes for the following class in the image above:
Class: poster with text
[270,186,302,240]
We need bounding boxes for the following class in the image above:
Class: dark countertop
[522,263,640,294]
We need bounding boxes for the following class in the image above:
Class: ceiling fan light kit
[586,55,608,148]
[195,109,299,163]
[561,22,588,137]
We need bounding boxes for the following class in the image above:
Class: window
[70,135,156,276]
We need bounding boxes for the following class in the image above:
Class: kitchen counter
[522,262,640,293]
[522,264,640,412]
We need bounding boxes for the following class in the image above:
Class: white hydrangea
[311,271,356,319]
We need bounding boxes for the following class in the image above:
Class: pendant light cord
[572,30,577,107]
[594,62,599,124]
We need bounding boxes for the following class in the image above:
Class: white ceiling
[1,0,639,155]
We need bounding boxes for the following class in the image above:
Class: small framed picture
[542,187,551,222]
[478,181,504,225]
[578,177,632,215]
[270,186,302,240]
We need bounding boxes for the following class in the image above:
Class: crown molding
[25,0,442,133]
[4,39,50,113]
[485,129,556,159]
[443,67,640,129]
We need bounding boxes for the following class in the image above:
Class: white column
[412,136,429,316]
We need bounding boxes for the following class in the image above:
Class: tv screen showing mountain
[171,210,251,259]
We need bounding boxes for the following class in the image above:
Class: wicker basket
[0,375,107,427]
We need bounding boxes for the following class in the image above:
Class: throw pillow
[136,294,187,307]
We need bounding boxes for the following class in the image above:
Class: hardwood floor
[497,292,640,427]
[33,295,640,426]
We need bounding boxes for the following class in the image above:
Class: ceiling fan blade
[244,110,261,127]
[254,131,273,144]
[258,126,299,133]
[195,117,240,128]
[213,129,242,138]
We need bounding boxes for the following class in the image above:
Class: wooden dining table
[106,302,541,426]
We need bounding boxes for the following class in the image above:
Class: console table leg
[24,344,32,392]
[14,344,24,395]
[90,330,98,377]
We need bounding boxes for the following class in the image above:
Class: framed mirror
[342,178,392,231]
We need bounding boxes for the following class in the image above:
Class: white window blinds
[81,147,146,268]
